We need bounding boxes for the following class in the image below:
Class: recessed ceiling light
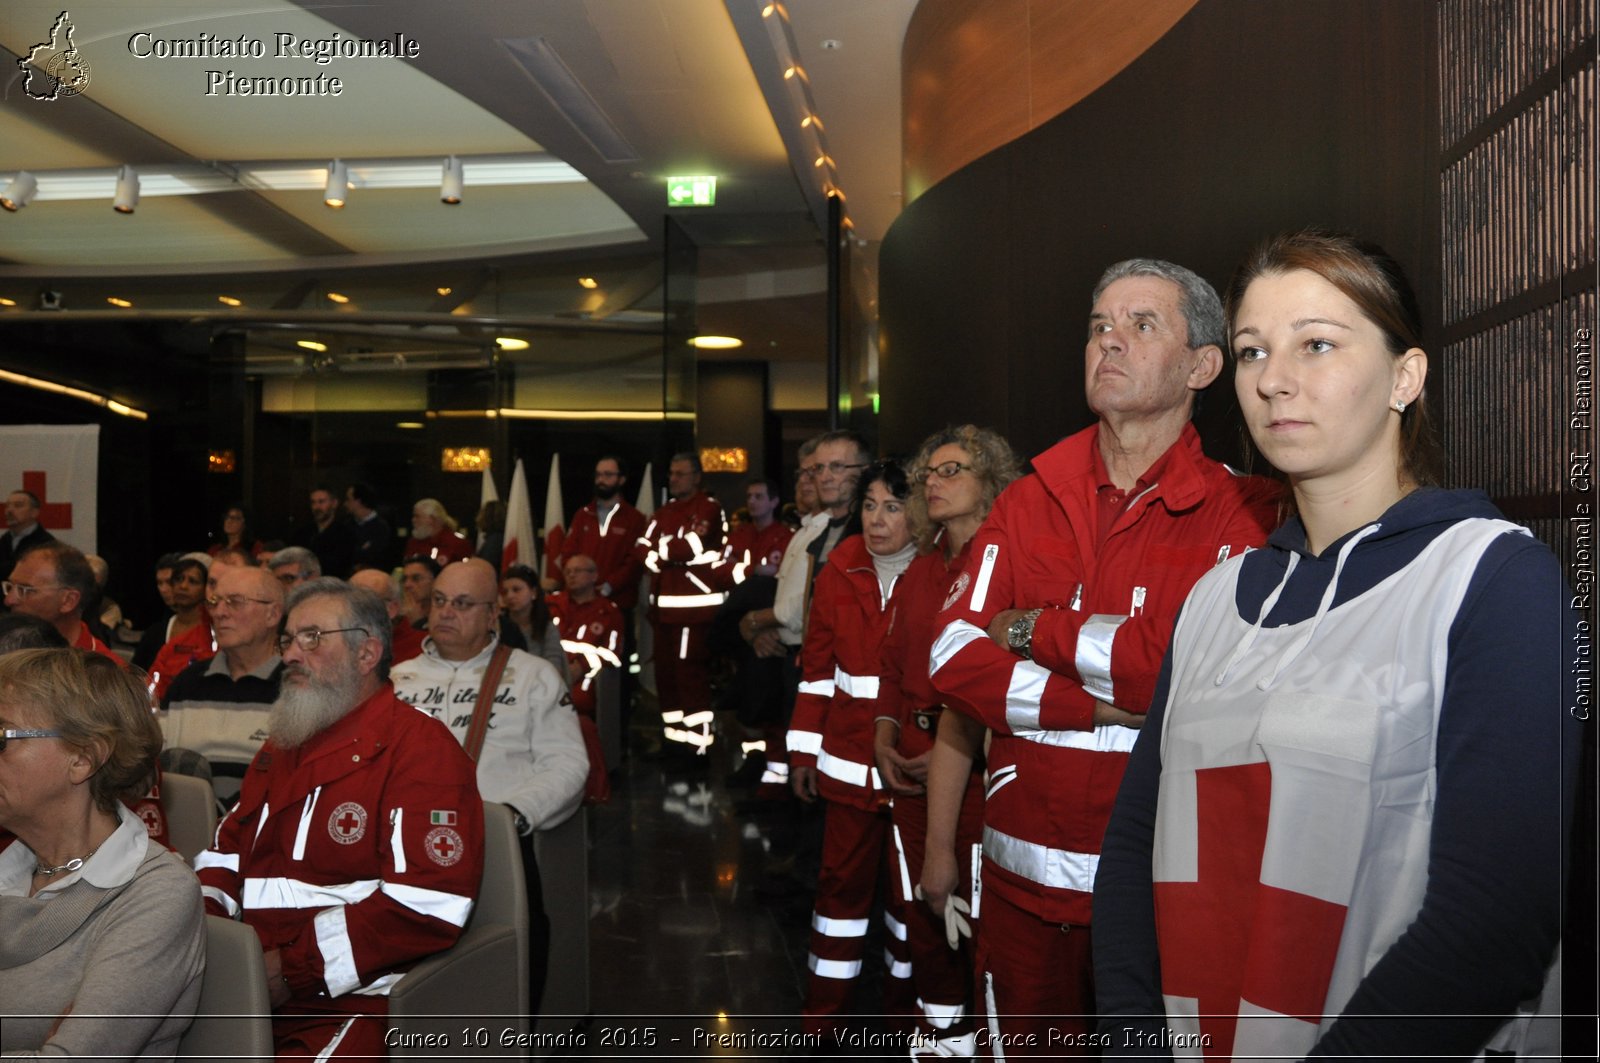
[495,337,530,351]
[107,297,132,308]
[783,66,800,80]
[326,292,350,304]
[217,295,242,307]
[689,335,742,350]
[0,298,16,307]
[396,421,425,429]
[436,286,452,296]
[297,340,328,352]
[578,277,598,289]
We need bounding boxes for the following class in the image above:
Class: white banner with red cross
[0,424,98,554]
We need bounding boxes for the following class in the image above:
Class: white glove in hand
[915,886,972,950]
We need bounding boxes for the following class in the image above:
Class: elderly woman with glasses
[0,648,205,1060]
[873,426,1020,1057]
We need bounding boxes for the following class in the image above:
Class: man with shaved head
[390,557,587,1016]
[161,563,286,803]
[349,567,425,666]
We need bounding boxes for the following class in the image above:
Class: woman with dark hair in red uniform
[877,425,1020,1058]
[788,459,918,1038]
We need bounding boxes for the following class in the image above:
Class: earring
[1392,400,1407,413]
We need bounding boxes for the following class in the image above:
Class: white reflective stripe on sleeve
[984,764,1018,801]
[924,1001,965,1029]
[661,709,685,724]
[832,667,880,699]
[981,825,1098,894]
[884,910,908,942]
[382,882,475,927]
[884,949,912,979]
[741,739,766,755]
[760,762,789,784]
[797,678,836,698]
[687,572,712,594]
[390,808,406,875]
[200,884,239,917]
[1074,614,1127,703]
[732,561,749,584]
[969,543,1000,612]
[679,627,690,659]
[817,748,870,788]
[1003,659,1051,731]
[929,619,986,677]
[315,906,362,997]
[808,954,862,980]
[1013,722,1140,754]
[194,850,239,873]
[349,972,405,998]
[595,646,622,667]
[812,913,869,937]
[685,531,705,556]
[657,592,727,609]
[969,841,984,918]
[643,552,662,574]
[245,876,382,909]
[681,709,714,728]
[787,729,822,755]
[292,786,322,862]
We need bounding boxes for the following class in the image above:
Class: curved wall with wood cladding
[901,0,1199,204]
[878,0,1439,461]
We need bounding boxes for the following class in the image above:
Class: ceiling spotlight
[112,165,140,214]
[296,339,328,352]
[495,337,530,351]
[0,298,15,307]
[440,156,464,204]
[217,295,242,307]
[578,277,598,289]
[326,291,350,304]
[324,159,348,208]
[1,172,38,212]
[107,297,133,308]
[689,335,742,350]
[436,286,452,296]
[801,115,823,131]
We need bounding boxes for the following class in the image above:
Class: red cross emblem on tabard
[431,833,456,861]
[1152,761,1350,1059]
[336,810,362,835]
[21,471,72,530]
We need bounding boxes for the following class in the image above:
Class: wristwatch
[1006,608,1044,659]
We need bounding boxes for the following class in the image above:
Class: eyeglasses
[208,594,275,611]
[1,580,59,599]
[916,461,974,481]
[801,461,868,477]
[431,594,495,612]
[1,727,61,753]
[277,627,367,653]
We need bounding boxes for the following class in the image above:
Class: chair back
[161,771,219,861]
[177,915,274,1062]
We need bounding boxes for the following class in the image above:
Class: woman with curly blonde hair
[874,424,1020,1057]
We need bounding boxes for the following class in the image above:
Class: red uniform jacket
[195,685,483,1011]
[709,519,795,590]
[786,535,904,812]
[554,500,647,610]
[149,617,214,704]
[930,423,1279,923]
[879,539,971,761]
[635,491,727,625]
[403,531,474,566]
[547,591,624,715]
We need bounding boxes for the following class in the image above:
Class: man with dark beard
[194,579,483,1059]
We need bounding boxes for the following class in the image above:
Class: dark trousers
[517,828,550,1016]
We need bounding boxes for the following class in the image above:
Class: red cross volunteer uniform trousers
[636,491,726,752]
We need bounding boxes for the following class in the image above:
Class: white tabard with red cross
[1151,518,1523,1060]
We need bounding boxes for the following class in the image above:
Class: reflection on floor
[577,713,904,1058]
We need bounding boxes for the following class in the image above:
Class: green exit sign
[666,175,717,207]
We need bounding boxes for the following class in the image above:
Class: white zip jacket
[391,635,588,832]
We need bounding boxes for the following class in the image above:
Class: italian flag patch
[430,810,457,826]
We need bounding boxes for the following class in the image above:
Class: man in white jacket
[390,557,587,1016]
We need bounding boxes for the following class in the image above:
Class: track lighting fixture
[440,156,464,204]
[112,165,140,214]
[1,172,38,212]
[324,159,348,208]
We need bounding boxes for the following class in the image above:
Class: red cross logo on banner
[327,801,368,845]
[1153,762,1349,1059]
[425,825,464,866]
[21,471,72,530]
